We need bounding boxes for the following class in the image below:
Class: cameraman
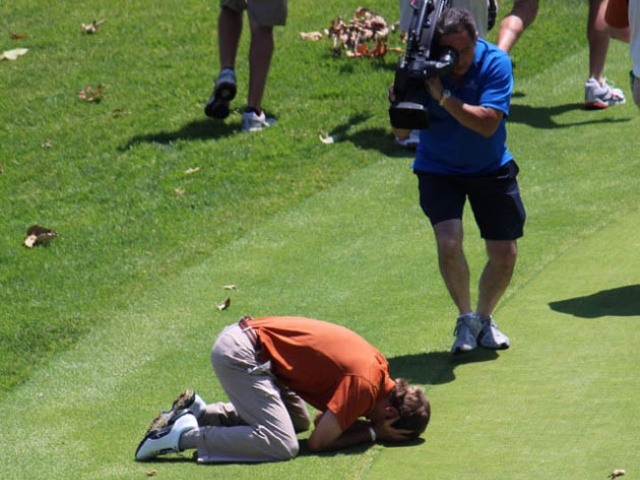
[412,8,526,355]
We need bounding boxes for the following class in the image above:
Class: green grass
[2,0,639,479]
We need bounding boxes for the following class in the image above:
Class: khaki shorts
[222,0,287,26]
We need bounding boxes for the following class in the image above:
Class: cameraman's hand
[425,77,444,102]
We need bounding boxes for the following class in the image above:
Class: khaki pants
[194,323,310,463]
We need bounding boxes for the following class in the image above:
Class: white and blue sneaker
[135,411,198,461]
[451,313,482,355]
[241,109,276,132]
[477,316,510,350]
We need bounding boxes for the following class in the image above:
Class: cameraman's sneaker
[451,313,482,355]
[242,109,275,132]
[478,316,510,350]
[204,68,237,119]
[136,411,198,461]
[584,78,626,109]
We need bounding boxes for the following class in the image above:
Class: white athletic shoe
[451,313,482,355]
[477,316,510,350]
[135,411,198,461]
[241,110,276,132]
[584,77,626,109]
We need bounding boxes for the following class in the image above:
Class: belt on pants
[238,316,261,354]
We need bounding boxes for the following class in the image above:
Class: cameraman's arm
[426,77,503,138]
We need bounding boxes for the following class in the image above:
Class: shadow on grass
[508,97,632,129]
[388,348,499,386]
[549,284,640,318]
[296,436,425,458]
[119,118,240,150]
[328,112,415,158]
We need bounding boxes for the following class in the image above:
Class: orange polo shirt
[249,316,396,430]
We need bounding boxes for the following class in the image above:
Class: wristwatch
[439,89,452,106]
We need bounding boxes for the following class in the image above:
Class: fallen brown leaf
[299,31,323,41]
[23,225,60,248]
[82,20,106,34]
[608,469,626,479]
[11,32,27,40]
[217,297,231,311]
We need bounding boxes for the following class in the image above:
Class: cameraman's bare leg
[433,219,473,316]
[475,240,517,318]
[496,0,539,53]
[247,20,274,112]
[218,7,243,70]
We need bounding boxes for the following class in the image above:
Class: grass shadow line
[119,118,239,150]
[509,100,632,129]
[549,284,640,318]
[388,349,500,386]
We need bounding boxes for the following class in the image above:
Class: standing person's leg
[585,0,627,107]
[241,0,286,131]
[468,161,526,350]
[205,1,243,119]
[496,0,539,52]
[194,324,299,463]
[247,21,274,113]
[416,171,481,354]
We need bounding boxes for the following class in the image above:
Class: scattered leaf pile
[325,7,401,58]
[77,84,104,102]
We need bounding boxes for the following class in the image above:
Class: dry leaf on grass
[217,297,231,311]
[223,285,237,290]
[77,84,104,102]
[1,48,28,61]
[23,225,60,248]
[299,31,323,41]
[41,139,53,148]
[11,33,27,40]
[82,20,106,34]
[174,188,185,196]
[184,167,200,175]
[146,469,158,477]
[608,469,626,479]
[319,131,336,144]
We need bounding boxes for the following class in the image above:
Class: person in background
[136,316,430,463]
[497,0,629,109]
[204,0,283,132]
[605,0,640,106]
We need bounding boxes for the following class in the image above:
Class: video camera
[389,0,457,130]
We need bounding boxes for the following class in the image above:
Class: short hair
[389,378,431,438]
[435,7,478,43]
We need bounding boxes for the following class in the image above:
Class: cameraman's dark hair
[389,378,431,438]
[435,7,478,44]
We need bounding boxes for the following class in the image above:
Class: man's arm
[307,411,413,453]
[426,77,504,138]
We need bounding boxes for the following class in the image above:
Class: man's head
[435,7,478,77]
[388,378,430,438]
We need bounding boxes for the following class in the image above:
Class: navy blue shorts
[415,161,526,241]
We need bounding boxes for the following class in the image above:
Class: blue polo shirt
[412,39,513,176]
